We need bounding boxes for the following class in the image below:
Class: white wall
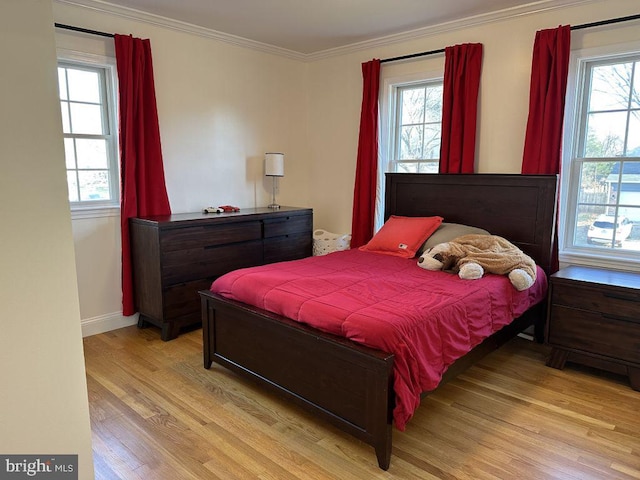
[0,0,94,478]
[307,0,640,234]
[54,3,310,213]
[53,2,310,334]
[52,0,640,333]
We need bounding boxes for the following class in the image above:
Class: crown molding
[54,0,599,63]
[306,0,598,61]
[53,0,308,61]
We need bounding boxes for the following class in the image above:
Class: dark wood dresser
[130,207,313,340]
[546,265,640,390]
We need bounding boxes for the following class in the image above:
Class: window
[391,81,443,173]
[376,75,443,229]
[562,46,640,266]
[57,60,119,211]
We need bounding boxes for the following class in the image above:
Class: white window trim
[57,48,120,220]
[377,69,443,229]
[70,206,120,220]
[560,40,640,271]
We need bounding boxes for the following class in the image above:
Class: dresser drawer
[552,283,640,322]
[163,279,212,320]
[548,305,640,364]
[263,214,312,238]
[264,232,312,263]
[162,240,263,284]
[161,222,262,251]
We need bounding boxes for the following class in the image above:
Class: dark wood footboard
[200,289,545,469]
[200,291,395,470]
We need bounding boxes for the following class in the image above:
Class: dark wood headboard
[384,173,558,275]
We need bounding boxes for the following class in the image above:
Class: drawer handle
[602,313,639,325]
[603,292,640,302]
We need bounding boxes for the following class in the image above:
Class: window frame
[377,70,444,229]
[57,49,120,219]
[560,40,640,270]
[388,78,444,174]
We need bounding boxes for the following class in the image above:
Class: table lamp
[265,152,284,209]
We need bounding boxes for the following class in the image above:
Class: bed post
[361,351,394,470]
[202,294,213,369]
[370,366,393,470]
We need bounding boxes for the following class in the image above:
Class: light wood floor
[85,325,640,479]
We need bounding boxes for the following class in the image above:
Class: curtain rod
[54,23,114,38]
[571,13,640,31]
[380,47,445,64]
[380,12,640,65]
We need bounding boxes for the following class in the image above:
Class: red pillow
[359,215,443,258]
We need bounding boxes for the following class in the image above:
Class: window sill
[71,205,120,220]
[559,249,640,273]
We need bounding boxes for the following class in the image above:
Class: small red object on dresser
[218,205,240,212]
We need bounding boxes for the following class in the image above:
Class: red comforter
[210,249,547,430]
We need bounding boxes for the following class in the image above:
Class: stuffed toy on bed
[417,234,537,291]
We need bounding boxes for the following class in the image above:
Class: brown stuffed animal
[417,234,537,291]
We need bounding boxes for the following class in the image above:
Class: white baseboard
[81,311,138,337]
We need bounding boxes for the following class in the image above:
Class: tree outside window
[393,82,443,173]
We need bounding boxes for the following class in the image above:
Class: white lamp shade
[265,152,284,177]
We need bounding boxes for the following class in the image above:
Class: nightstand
[546,265,640,390]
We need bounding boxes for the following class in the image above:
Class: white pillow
[420,222,490,253]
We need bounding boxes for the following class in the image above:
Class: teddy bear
[417,234,537,291]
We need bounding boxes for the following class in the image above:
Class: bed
[199,173,558,470]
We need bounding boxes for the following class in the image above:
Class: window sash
[390,80,443,173]
[562,47,640,266]
[57,60,119,210]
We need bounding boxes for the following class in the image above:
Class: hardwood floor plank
[426,386,627,478]
[86,327,640,479]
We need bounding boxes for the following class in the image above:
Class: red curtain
[350,59,380,248]
[521,25,571,174]
[115,34,172,316]
[439,43,483,174]
[521,26,571,273]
